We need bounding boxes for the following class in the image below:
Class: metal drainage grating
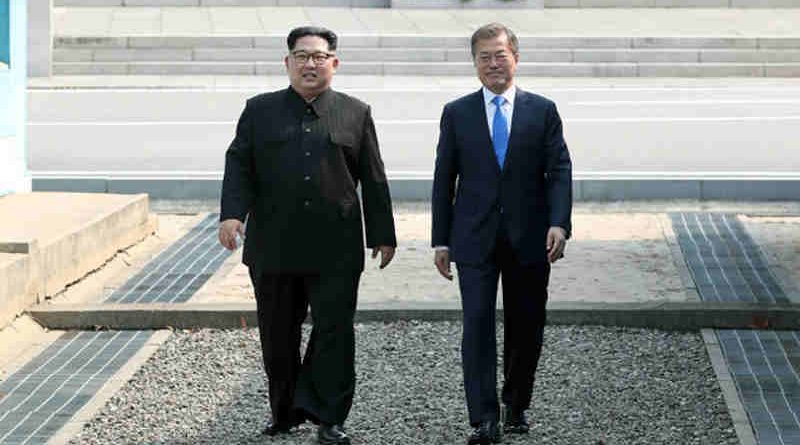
[0,330,151,445]
[106,213,231,304]
[670,212,789,304]
[717,330,800,445]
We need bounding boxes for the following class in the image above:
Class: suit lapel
[504,87,527,172]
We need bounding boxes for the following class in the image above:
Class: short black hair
[287,26,338,52]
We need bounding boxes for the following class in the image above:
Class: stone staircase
[53,34,800,76]
[53,0,800,8]
[50,2,800,77]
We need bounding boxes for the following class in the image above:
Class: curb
[27,301,800,331]
[32,176,800,201]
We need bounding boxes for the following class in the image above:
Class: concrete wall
[0,0,28,197]
[27,0,51,77]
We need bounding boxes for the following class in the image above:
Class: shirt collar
[483,85,516,108]
[287,86,334,116]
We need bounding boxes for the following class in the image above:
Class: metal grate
[670,212,789,304]
[106,213,231,304]
[0,331,151,445]
[717,330,800,445]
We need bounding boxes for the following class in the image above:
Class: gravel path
[69,323,738,445]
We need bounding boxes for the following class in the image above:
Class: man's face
[473,33,518,95]
[285,35,339,99]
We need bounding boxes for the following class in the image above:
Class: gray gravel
[69,323,738,445]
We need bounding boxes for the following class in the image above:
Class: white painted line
[703,214,760,302]
[0,332,88,412]
[0,332,115,443]
[29,170,800,181]
[678,212,722,302]
[767,331,800,424]
[27,86,800,94]
[721,215,783,304]
[27,116,800,125]
[164,244,228,304]
[732,330,790,445]
[692,213,746,302]
[127,221,219,304]
[112,215,217,304]
[569,99,800,105]
[20,332,145,445]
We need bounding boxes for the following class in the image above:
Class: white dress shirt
[483,85,516,138]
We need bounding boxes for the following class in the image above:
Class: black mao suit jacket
[221,87,396,273]
[431,88,572,265]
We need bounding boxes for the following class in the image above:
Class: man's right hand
[434,249,453,281]
[219,219,244,251]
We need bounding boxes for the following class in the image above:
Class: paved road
[27,77,800,178]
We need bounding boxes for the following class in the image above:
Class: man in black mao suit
[218,26,397,445]
[431,23,572,445]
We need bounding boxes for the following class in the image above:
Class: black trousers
[456,233,550,426]
[249,268,361,426]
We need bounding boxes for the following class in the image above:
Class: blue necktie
[492,95,509,169]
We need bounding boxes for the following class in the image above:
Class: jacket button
[304,128,311,133]
[305,151,311,157]
[304,175,311,181]
[304,200,311,207]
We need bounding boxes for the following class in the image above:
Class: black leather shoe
[261,420,291,436]
[503,406,529,434]
[318,424,351,445]
[262,412,306,436]
[467,420,503,444]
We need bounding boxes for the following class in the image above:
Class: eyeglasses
[476,52,511,65]
[290,51,335,65]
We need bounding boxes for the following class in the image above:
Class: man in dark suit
[218,26,397,445]
[431,23,572,445]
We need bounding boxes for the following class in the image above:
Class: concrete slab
[25,301,800,330]
[161,7,212,35]
[739,216,800,303]
[352,9,419,34]
[0,193,156,328]
[109,8,162,35]
[208,7,264,34]
[304,7,370,34]
[254,7,309,36]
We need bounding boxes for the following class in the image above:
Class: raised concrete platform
[0,192,157,328]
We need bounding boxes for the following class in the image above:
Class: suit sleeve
[359,105,397,248]
[544,101,573,239]
[431,104,458,248]
[220,100,255,223]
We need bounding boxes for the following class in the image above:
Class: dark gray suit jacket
[431,88,572,265]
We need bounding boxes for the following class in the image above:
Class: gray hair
[470,23,519,58]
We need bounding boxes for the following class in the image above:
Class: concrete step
[51,34,800,76]
[53,47,800,63]
[51,60,800,76]
[0,192,156,328]
[54,35,800,50]
[53,0,800,7]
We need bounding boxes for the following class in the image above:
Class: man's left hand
[372,246,396,269]
[547,227,567,264]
